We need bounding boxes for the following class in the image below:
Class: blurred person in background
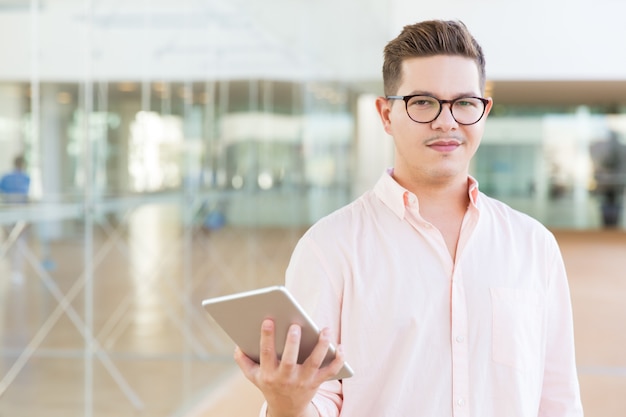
[590,130,626,227]
[1,154,31,282]
[235,20,584,417]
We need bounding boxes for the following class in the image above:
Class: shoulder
[479,192,555,239]
[477,194,565,270]
[303,190,382,240]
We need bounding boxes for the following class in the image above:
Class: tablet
[202,285,353,380]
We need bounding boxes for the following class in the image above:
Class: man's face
[377,55,492,185]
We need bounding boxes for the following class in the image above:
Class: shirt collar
[373,168,481,219]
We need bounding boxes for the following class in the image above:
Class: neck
[392,172,471,260]
[393,171,469,207]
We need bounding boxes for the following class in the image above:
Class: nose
[431,103,458,130]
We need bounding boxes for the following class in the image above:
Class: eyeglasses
[386,94,490,125]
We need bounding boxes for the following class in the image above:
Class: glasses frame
[386,94,490,126]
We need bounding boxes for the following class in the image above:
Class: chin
[428,168,465,182]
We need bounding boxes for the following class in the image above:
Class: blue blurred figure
[1,154,30,282]
[0,155,30,202]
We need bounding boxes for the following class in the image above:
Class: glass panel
[478,109,626,229]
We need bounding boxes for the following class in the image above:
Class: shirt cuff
[259,401,268,417]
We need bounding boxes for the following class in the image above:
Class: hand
[234,319,345,417]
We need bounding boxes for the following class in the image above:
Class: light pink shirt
[261,170,583,417]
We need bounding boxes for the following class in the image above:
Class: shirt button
[457,398,465,407]
[456,335,465,343]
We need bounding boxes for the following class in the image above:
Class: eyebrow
[404,90,481,99]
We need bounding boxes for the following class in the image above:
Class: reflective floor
[0,204,295,417]
[558,230,626,417]
[0,205,625,417]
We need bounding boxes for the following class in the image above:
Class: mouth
[427,139,462,153]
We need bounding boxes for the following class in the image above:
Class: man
[235,20,584,417]
[0,155,30,203]
[1,154,31,282]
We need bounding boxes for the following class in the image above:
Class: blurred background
[0,0,624,416]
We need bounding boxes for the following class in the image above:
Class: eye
[455,98,480,108]
[408,96,437,107]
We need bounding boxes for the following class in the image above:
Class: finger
[304,328,343,373]
[318,344,346,381]
[303,327,333,372]
[259,319,278,373]
[278,324,302,373]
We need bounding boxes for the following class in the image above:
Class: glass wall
[477,106,626,229]
[0,1,371,415]
[0,75,355,417]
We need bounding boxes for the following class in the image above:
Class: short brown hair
[382,20,486,96]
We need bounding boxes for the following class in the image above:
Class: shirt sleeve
[286,231,346,416]
[255,226,346,417]
[538,234,584,416]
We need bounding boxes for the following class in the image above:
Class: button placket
[451,280,470,416]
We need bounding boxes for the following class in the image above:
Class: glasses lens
[405,96,440,123]
[451,98,485,125]
[404,96,486,125]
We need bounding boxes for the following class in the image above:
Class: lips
[427,140,461,152]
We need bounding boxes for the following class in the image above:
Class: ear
[375,96,394,135]
[483,97,494,118]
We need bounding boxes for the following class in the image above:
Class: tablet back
[202,285,353,379]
